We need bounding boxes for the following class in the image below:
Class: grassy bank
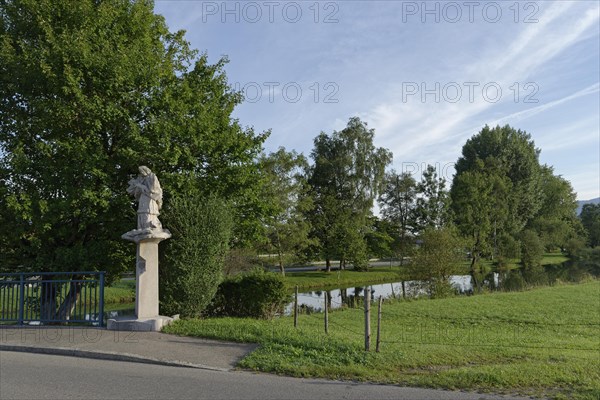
[283,266,408,290]
[104,280,135,304]
[282,252,570,291]
[164,281,600,399]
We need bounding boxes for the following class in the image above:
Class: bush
[564,237,586,258]
[501,270,526,291]
[208,268,290,319]
[160,194,233,318]
[427,278,456,299]
[409,227,465,281]
[520,229,544,270]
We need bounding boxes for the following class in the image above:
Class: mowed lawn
[165,280,600,400]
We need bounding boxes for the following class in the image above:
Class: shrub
[160,194,232,318]
[520,229,544,270]
[427,278,456,299]
[501,270,526,291]
[409,227,465,281]
[564,237,586,258]
[208,268,290,319]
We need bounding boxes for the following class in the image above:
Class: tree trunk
[278,252,285,276]
[55,281,82,321]
[325,258,331,272]
[40,276,84,324]
[399,233,405,267]
[340,288,348,305]
[471,271,482,294]
[470,233,482,293]
[39,280,57,322]
[276,232,285,276]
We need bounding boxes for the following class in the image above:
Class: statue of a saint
[127,166,164,231]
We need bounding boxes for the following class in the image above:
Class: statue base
[121,228,171,243]
[107,315,179,332]
[119,228,172,331]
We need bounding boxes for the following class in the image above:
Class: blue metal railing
[0,271,105,326]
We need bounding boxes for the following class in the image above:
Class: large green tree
[451,125,542,271]
[415,164,451,231]
[365,216,394,260]
[258,148,315,275]
[451,158,510,274]
[0,0,267,278]
[307,117,392,271]
[528,166,580,250]
[580,203,600,247]
[378,170,417,265]
[452,125,542,237]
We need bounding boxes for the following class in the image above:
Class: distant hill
[577,197,600,215]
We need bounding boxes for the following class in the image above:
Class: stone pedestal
[107,229,175,332]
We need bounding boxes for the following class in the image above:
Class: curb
[0,344,230,372]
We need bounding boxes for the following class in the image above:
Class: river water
[102,260,598,321]
[285,260,599,314]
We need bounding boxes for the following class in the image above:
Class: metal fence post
[18,273,25,325]
[98,272,105,327]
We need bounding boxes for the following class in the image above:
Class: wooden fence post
[324,291,329,334]
[294,285,298,328]
[364,287,371,351]
[376,296,382,352]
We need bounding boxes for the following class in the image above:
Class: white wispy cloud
[489,83,600,126]
[367,2,599,163]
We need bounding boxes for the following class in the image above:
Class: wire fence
[289,287,600,353]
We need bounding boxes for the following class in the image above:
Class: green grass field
[164,280,600,399]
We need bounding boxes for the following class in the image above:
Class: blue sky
[154,1,599,200]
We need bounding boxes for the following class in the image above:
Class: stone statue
[113,166,174,332]
[127,166,164,231]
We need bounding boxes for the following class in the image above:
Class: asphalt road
[0,352,526,400]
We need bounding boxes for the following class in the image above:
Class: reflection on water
[101,307,135,323]
[102,260,599,319]
[286,260,599,314]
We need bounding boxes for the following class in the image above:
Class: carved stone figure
[112,166,174,331]
[126,166,164,231]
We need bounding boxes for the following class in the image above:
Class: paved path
[0,352,530,400]
[0,327,256,371]
[0,328,532,399]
